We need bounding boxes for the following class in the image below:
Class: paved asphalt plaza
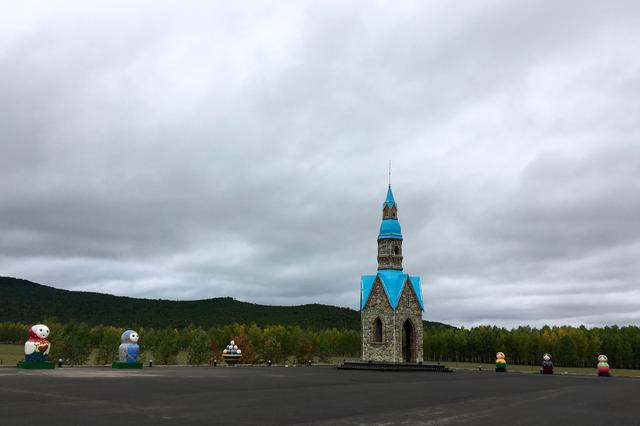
[1,365,638,425]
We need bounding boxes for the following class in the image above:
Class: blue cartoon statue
[112,329,142,368]
[119,330,140,362]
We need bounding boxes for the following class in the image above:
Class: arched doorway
[402,319,415,363]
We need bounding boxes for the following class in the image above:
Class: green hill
[0,277,451,330]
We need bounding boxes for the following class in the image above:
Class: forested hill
[0,277,450,330]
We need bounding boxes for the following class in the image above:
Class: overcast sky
[1,1,639,328]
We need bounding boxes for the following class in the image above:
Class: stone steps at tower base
[337,361,452,372]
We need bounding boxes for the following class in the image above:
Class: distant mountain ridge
[0,277,451,330]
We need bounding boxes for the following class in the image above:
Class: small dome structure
[378,218,403,239]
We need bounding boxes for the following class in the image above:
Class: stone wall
[394,282,424,362]
[361,277,423,363]
[362,280,397,362]
[376,238,403,270]
[382,204,398,219]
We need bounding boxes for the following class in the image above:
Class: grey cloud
[1,1,639,327]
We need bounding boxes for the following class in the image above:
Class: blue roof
[379,185,402,240]
[361,269,424,311]
[378,218,403,240]
[382,185,397,209]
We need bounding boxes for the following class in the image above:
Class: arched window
[373,317,383,343]
[394,246,401,255]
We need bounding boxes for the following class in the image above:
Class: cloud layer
[1,1,639,327]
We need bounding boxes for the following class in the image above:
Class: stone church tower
[360,185,424,363]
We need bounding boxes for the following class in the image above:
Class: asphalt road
[0,366,637,425]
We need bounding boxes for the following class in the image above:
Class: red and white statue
[25,324,51,362]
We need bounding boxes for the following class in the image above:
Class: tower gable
[362,271,424,311]
[397,279,422,314]
[363,278,393,312]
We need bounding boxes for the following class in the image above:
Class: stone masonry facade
[361,277,423,363]
[376,238,403,270]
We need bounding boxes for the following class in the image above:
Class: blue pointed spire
[379,185,402,240]
[382,185,397,209]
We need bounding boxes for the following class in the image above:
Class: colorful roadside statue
[222,340,242,365]
[495,352,507,372]
[112,329,142,369]
[597,355,611,377]
[541,353,554,374]
[17,324,54,369]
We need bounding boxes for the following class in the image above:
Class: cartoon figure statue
[495,352,507,372]
[111,329,142,368]
[222,339,242,365]
[597,354,611,377]
[24,324,51,362]
[118,330,140,363]
[17,324,54,369]
[541,353,554,374]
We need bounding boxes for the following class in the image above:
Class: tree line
[424,325,640,369]
[2,322,640,368]
[0,321,359,365]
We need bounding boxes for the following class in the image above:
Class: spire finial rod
[388,160,391,186]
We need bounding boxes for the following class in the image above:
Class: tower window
[394,246,401,255]
[373,317,383,343]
